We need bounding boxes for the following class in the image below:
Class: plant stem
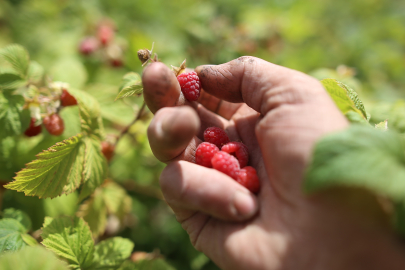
[115,101,146,147]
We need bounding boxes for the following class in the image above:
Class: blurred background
[0,0,404,269]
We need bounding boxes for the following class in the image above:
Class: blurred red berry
[43,114,64,136]
[79,37,99,55]
[24,118,42,137]
[60,89,78,107]
[98,25,114,46]
[101,141,115,161]
[110,58,123,67]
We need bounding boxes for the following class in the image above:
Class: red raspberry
[177,71,201,101]
[97,24,114,46]
[236,166,260,194]
[110,58,123,67]
[101,141,115,161]
[221,142,249,168]
[203,127,230,148]
[24,118,42,137]
[79,37,99,55]
[43,114,64,136]
[60,89,78,107]
[195,142,219,168]
[211,151,240,180]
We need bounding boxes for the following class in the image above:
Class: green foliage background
[0,0,404,269]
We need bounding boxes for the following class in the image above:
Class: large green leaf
[0,44,30,78]
[115,72,143,101]
[93,237,134,269]
[49,57,87,89]
[77,188,107,237]
[0,218,28,252]
[0,73,26,90]
[5,134,108,199]
[68,88,105,140]
[41,216,94,270]
[321,79,368,123]
[78,137,109,201]
[0,91,30,138]
[27,61,44,84]
[0,246,69,270]
[304,125,405,201]
[2,208,32,232]
[77,181,131,237]
[5,134,85,198]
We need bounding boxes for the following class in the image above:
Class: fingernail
[232,190,258,219]
[195,65,215,74]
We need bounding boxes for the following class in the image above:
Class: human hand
[144,57,405,270]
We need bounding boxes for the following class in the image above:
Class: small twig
[115,101,146,147]
[122,180,164,201]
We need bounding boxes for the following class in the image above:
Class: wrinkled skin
[143,57,405,270]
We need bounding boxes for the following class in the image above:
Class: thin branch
[115,101,146,147]
[122,180,164,201]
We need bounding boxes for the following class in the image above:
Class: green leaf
[2,208,32,231]
[21,234,38,246]
[5,134,85,199]
[119,259,176,270]
[77,181,131,237]
[0,73,26,90]
[78,137,108,201]
[0,246,69,270]
[304,125,405,201]
[41,216,94,270]
[0,218,28,252]
[68,88,105,140]
[0,44,30,78]
[93,237,134,269]
[115,72,143,101]
[77,188,107,237]
[5,134,108,200]
[27,61,44,84]
[0,91,31,138]
[321,79,368,123]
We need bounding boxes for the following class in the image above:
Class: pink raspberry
[221,142,249,168]
[211,151,240,180]
[177,71,201,101]
[236,166,260,194]
[79,37,99,55]
[195,142,219,168]
[203,127,230,148]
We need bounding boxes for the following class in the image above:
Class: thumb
[195,56,331,115]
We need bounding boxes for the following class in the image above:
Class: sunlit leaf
[115,72,143,101]
[0,91,30,138]
[321,79,368,123]
[5,134,85,198]
[93,237,134,269]
[0,44,30,77]
[304,125,405,201]
[77,188,107,237]
[41,216,94,270]
[0,246,69,270]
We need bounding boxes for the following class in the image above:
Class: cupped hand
[143,57,405,270]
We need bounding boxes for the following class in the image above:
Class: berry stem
[114,101,146,147]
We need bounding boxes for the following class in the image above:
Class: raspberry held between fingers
[177,71,201,101]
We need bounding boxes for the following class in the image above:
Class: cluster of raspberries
[195,127,260,194]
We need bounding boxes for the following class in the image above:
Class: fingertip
[143,62,181,113]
